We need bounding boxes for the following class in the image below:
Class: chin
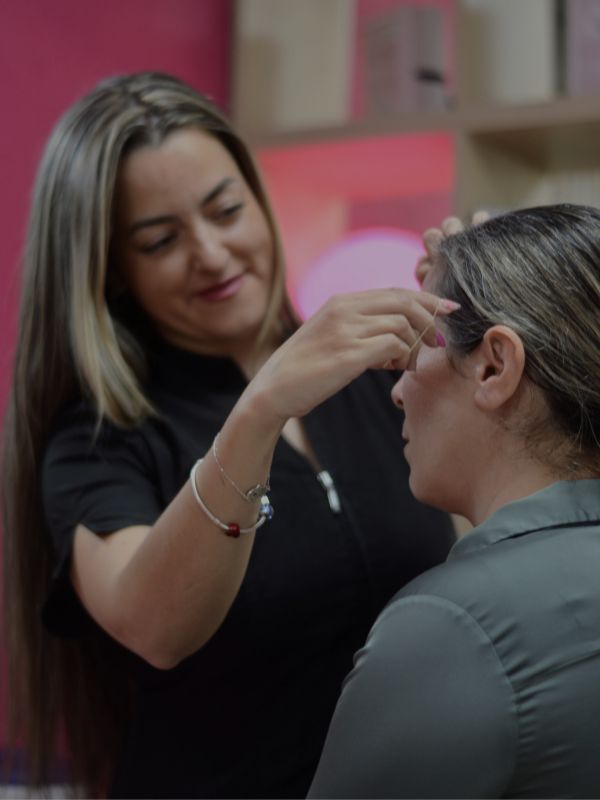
[409,473,455,514]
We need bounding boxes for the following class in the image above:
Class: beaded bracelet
[189,459,274,538]
[212,432,271,502]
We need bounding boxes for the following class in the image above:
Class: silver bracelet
[212,432,271,502]
[189,459,273,538]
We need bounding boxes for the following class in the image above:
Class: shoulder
[369,585,502,668]
[41,399,166,543]
[387,545,521,658]
[44,398,159,472]
[309,571,518,798]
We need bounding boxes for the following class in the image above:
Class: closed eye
[139,234,176,253]
[216,202,244,221]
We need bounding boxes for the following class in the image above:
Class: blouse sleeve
[41,403,163,636]
[308,594,517,799]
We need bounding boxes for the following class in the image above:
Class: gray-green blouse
[308,480,600,798]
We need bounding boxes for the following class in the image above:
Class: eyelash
[141,235,175,253]
[139,204,244,253]
[218,202,243,220]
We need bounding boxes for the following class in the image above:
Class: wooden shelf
[244,109,460,149]
[234,0,600,238]
[462,95,600,133]
[247,96,600,153]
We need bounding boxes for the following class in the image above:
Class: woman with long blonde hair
[2,72,456,797]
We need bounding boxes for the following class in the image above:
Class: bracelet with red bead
[189,459,274,538]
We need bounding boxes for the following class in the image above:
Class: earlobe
[473,326,526,411]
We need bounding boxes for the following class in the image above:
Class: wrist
[234,381,289,437]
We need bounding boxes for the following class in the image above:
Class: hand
[245,288,459,423]
[416,211,490,287]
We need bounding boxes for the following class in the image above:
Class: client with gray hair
[309,203,600,799]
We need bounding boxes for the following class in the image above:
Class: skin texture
[114,128,276,367]
[391,339,480,515]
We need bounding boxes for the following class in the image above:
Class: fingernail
[435,331,446,347]
[440,299,461,311]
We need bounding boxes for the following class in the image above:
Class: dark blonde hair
[2,71,297,794]
[437,203,600,475]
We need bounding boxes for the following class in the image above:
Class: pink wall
[258,132,453,307]
[0,0,233,415]
[0,0,232,753]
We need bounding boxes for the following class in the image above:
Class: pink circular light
[296,228,424,319]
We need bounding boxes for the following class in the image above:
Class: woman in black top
[3,72,455,798]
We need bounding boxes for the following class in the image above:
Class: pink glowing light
[296,228,424,319]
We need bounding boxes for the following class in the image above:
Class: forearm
[96,387,286,668]
[77,288,455,667]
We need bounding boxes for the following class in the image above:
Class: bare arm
[70,288,457,669]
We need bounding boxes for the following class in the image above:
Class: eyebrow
[126,177,236,235]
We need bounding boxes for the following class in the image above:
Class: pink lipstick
[195,274,243,302]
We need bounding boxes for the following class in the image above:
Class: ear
[472,325,526,412]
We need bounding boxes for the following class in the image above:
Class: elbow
[110,608,223,671]
[119,624,197,671]
[121,629,191,671]
[142,650,183,672]
[104,574,235,670]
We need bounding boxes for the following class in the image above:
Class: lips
[194,274,244,302]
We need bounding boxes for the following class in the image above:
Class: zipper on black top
[317,470,342,514]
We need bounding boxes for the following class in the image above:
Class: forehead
[116,128,242,210]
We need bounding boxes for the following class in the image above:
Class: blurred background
[2,0,600,775]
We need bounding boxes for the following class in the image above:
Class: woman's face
[113,128,275,357]
[391,272,479,515]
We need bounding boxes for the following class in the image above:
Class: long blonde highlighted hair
[2,71,297,794]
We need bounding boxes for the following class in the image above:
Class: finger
[357,310,439,350]
[375,289,458,325]
[472,209,490,226]
[422,228,444,257]
[414,254,429,287]
[316,291,458,343]
[441,216,464,236]
[413,290,460,317]
[364,334,423,370]
[359,333,414,373]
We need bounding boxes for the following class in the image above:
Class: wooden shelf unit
[232,0,600,219]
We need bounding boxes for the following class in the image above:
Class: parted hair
[437,203,600,475]
[2,71,297,795]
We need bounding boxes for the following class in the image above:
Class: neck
[158,326,283,380]
[466,456,562,526]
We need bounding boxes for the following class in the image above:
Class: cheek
[119,258,178,317]
[243,206,274,271]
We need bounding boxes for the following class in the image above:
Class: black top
[309,480,600,799]
[42,340,455,799]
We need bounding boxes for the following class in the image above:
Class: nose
[189,222,228,272]
[391,374,405,409]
